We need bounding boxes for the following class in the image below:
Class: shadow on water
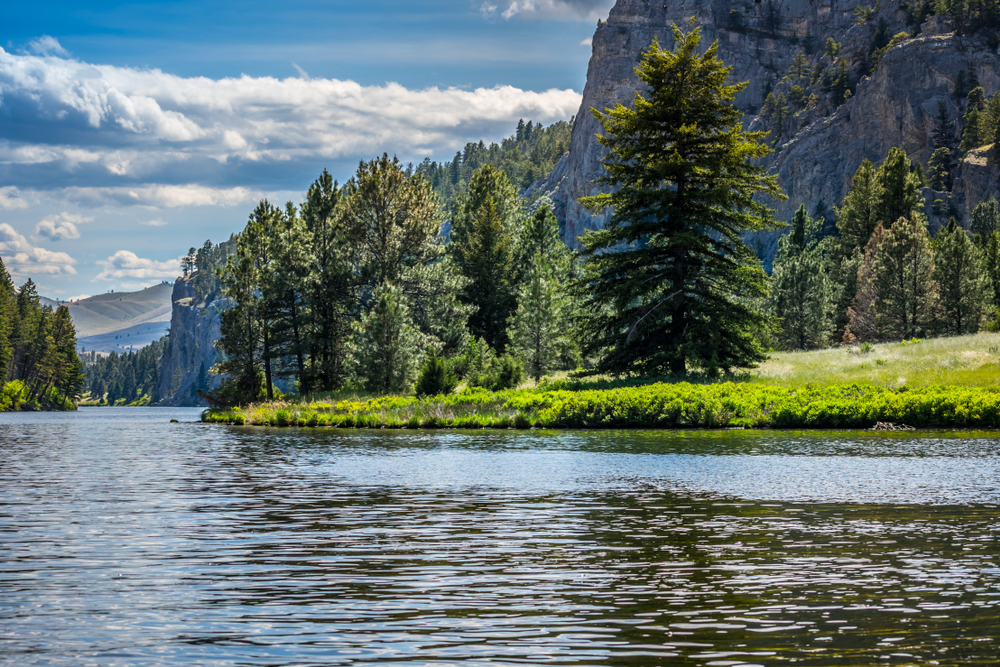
[1,407,998,665]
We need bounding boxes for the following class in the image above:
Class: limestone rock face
[155,276,224,407]
[771,34,1000,222]
[548,0,1000,246]
[962,146,1000,220]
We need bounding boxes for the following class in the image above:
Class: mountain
[42,283,174,352]
[541,0,1000,253]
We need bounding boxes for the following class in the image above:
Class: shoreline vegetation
[203,332,1000,430]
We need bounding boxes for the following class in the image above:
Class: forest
[81,336,168,406]
[0,259,83,411]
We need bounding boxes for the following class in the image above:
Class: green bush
[415,354,459,396]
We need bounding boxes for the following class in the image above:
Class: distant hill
[41,283,174,352]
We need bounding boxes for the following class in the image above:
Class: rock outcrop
[155,276,225,406]
[547,0,1000,246]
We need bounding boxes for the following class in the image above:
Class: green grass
[752,333,1000,387]
[202,333,1000,430]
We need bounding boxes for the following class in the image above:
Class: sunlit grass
[752,333,1000,388]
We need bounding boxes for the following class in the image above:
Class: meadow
[201,333,1000,429]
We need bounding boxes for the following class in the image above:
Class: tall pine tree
[580,23,783,375]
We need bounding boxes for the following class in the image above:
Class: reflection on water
[1,408,998,666]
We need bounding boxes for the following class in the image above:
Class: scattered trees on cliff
[579,23,783,376]
[0,260,83,411]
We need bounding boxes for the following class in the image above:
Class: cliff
[156,276,225,407]
[547,0,1000,246]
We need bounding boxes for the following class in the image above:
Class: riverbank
[201,382,1000,429]
[1,380,76,412]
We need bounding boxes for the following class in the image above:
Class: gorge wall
[543,0,1000,246]
[156,276,225,407]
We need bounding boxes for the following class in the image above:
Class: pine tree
[451,165,522,352]
[934,99,954,150]
[927,147,953,191]
[353,283,424,393]
[971,196,1000,238]
[872,213,939,339]
[835,159,883,253]
[299,169,355,392]
[984,231,1000,312]
[847,224,888,342]
[579,23,783,375]
[961,86,987,152]
[0,258,14,379]
[769,205,833,349]
[875,147,923,226]
[933,219,984,335]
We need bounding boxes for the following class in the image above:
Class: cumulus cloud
[95,250,181,281]
[0,223,77,276]
[481,0,612,20]
[581,36,593,46]
[35,212,91,241]
[0,47,582,203]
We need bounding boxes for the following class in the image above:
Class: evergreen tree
[971,197,1000,238]
[984,231,1000,312]
[933,219,985,335]
[579,24,783,376]
[835,159,883,252]
[298,169,355,392]
[961,86,987,152]
[769,205,833,349]
[872,213,939,339]
[847,224,888,342]
[875,147,923,226]
[451,165,522,352]
[934,99,954,150]
[353,283,424,393]
[0,259,14,378]
[927,147,953,191]
[342,154,442,292]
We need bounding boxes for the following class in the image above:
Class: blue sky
[0,0,611,298]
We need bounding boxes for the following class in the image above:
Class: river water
[1,407,999,666]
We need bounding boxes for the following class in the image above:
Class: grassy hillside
[751,333,1000,388]
[204,333,1000,429]
[44,283,173,342]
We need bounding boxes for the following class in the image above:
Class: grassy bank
[202,334,1000,430]
[1,380,76,412]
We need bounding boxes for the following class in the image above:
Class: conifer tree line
[0,258,83,410]
[770,146,1000,349]
[411,119,572,213]
[212,155,580,403]
[81,336,168,405]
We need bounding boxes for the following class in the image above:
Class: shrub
[415,354,459,396]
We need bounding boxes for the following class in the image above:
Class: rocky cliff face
[156,276,225,407]
[547,0,1000,245]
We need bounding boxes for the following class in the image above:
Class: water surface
[1,408,998,665]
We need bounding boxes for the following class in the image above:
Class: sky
[0,0,613,298]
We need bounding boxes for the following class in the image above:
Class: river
[1,407,998,665]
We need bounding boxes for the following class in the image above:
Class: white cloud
[0,47,582,201]
[481,0,612,20]
[95,250,181,281]
[0,223,77,277]
[26,35,70,58]
[580,36,593,46]
[61,184,272,209]
[65,294,91,301]
[142,218,169,227]
[0,187,31,211]
[35,212,92,241]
